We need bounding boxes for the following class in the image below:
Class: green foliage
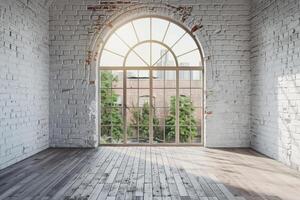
[100,71,123,143]
[128,102,160,142]
[100,71,198,144]
[165,95,197,142]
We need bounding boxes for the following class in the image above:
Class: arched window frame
[98,16,204,145]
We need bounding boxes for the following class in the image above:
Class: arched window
[99,17,203,145]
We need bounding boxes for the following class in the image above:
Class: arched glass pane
[104,33,129,56]
[152,18,169,42]
[126,51,148,67]
[152,43,176,66]
[178,50,202,66]
[134,43,150,66]
[132,18,150,41]
[172,33,198,57]
[125,43,150,67]
[163,22,186,47]
[100,50,124,66]
[99,17,203,145]
[115,22,137,47]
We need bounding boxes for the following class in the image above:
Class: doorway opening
[98,16,204,145]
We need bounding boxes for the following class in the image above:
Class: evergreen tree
[165,95,197,142]
[129,102,160,142]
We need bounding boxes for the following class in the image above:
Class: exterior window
[99,17,203,145]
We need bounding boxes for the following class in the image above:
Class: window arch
[99,16,204,145]
[99,17,202,68]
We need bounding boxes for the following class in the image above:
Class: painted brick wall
[0,0,49,169]
[250,0,300,170]
[49,0,251,148]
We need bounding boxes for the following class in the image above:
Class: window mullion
[176,68,180,144]
[149,17,154,144]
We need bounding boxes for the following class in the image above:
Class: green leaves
[100,71,123,143]
[100,71,198,144]
[165,95,197,142]
[128,102,160,142]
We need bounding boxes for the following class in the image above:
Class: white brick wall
[49,0,251,148]
[250,0,300,170]
[0,0,49,169]
[1,0,299,172]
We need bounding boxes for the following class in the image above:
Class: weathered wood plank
[164,148,188,198]
[152,147,162,198]
[135,147,145,198]
[1,147,299,200]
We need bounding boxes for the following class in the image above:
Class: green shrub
[100,71,123,143]
[128,102,161,142]
[165,95,197,142]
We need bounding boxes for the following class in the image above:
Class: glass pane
[99,71,113,89]
[179,71,191,88]
[110,89,123,107]
[115,22,137,47]
[101,107,111,125]
[132,18,150,41]
[154,107,165,125]
[100,71,123,106]
[127,71,138,88]
[111,71,123,88]
[127,70,150,88]
[152,89,164,107]
[100,126,111,144]
[165,71,176,82]
[191,126,201,144]
[194,107,202,126]
[125,51,148,67]
[127,126,138,143]
[139,126,149,143]
[139,93,150,107]
[153,76,164,88]
[153,126,164,143]
[110,107,123,124]
[179,108,193,127]
[101,89,113,107]
[191,71,202,88]
[152,43,176,66]
[134,43,150,66]
[163,22,186,47]
[192,70,201,80]
[101,70,122,88]
[138,70,150,88]
[165,126,176,143]
[165,89,176,107]
[100,50,123,66]
[191,89,202,108]
[104,33,129,56]
[126,89,138,107]
[152,18,169,42]
[153,70,164,88]
[127,108,139,126]
[140,105,150,122]
[178,50,202,66]
[179,89,190,98]
[111,126,124,144]
[179,126,193,143]
[172,34,198,57]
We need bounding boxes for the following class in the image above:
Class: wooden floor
[0,147,300,200]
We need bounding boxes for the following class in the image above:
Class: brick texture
[2,0,300,173]
[250,0,300,170]
[0,0,50,169]
[49,0,251,148]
